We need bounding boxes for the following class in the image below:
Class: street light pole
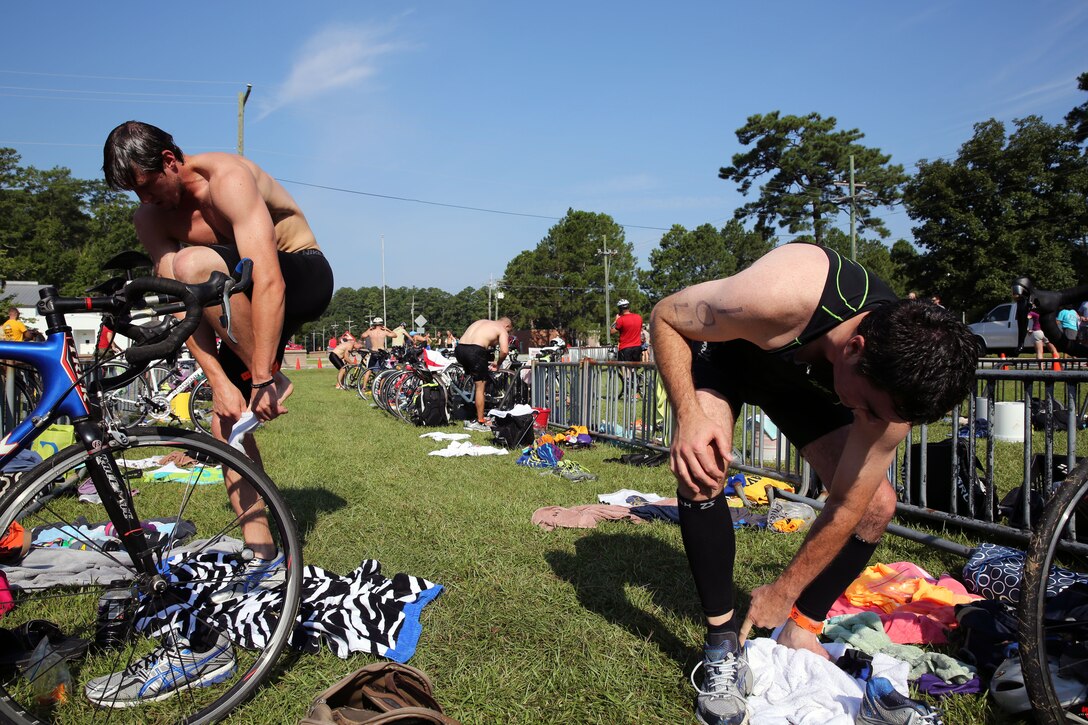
[236,84,252,156]
[833,154,870,261]
[597,235,616,345]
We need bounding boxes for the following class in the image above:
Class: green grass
[217,369,1022,724]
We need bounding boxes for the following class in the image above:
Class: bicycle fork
[74,419,158,579]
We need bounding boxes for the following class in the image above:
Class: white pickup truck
[967,302,1032,355]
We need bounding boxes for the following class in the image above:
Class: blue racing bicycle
[0,262,302,724]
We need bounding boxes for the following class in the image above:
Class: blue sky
[2,1,1085,294]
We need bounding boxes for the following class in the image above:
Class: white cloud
[257,23,408,119]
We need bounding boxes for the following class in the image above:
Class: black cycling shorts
[367,350,387,371]
[329,352,345,370]
[454,343,491,382]
[617,346,642,362]
[209,246,334,394]
[692,340,853,450]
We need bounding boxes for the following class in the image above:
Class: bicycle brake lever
[219,278,239,344]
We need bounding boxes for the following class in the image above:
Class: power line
[0,93,232,106]
[0,85,232,99]
[276,178,674,232]
[0,69,247,85]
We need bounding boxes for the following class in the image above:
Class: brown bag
[300,662,460,725]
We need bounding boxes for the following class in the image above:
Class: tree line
[3,73,1086,346]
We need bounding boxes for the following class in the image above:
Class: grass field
[223,369,1021,724]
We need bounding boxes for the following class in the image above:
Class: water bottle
[95,588,136,649]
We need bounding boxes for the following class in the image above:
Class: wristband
[789,605,824,635]
[250,379,275,390]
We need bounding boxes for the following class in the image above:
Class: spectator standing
[1029,307,1060,365]
[2,308,27,341]
[611,299,643,362]
[390,322,410,348]
[1057,307,1079,348]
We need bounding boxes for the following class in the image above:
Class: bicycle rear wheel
[100,362,153,427]
[486,370,516,411]
[188,377,214,435]
[0,427,302,724]
[1019,459,1088,723]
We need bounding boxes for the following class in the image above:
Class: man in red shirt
[612,299,643,362]
[612,299,644,399]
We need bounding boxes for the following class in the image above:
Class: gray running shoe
[85,632,235,708]
[690,631,753,725]
[464,421,491,432]
[210,550,286,603]
[856,676,943,724]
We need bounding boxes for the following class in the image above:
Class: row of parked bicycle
[352,340,571,425]
[1,353,215,438]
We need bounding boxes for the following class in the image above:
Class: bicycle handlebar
[38,259,253,391]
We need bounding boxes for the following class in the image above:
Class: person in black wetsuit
[650,243,977,725]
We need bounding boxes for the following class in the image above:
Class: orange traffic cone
[999,353,1008,371]
[317,358,323,369]
[1053,353,1062,372]
[295,357,302,370]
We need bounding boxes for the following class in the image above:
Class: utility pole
[833,154,870,261]
[597,236,617,345]
[236,84,252,155]
[488,275,495,319]
[380,235,387,323]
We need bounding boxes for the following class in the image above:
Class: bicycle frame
[0,324,162,576]
[0,330,90,465]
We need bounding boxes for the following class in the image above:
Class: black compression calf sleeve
[678,491,736,619]
[793,533,879,621]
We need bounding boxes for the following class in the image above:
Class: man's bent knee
[171,246,228,284]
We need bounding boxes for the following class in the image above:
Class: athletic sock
[678,490,736,619]
[793,533,879,621]
[706,619,738,647]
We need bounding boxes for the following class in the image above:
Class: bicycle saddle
[103,249,153,274]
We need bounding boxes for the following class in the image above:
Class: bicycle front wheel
[1019,459,1088,723]
[0,427,302,725]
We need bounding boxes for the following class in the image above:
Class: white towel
[428,441,509,457]
[746,638,910,725]
[419,432,471,441]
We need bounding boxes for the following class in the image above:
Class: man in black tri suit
[650,243,976,725]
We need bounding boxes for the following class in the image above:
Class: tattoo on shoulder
[674,301,742,327]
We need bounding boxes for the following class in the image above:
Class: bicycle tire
[188,377,215,435]
[487,370,516,411]
[100,362,153,427]
[344,364,362,390]
[0,427,302,725]
[1019,458,1088,723]
[371,369,401,411]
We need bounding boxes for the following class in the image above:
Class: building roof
[1,281,46,308]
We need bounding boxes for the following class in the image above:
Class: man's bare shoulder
[657,243,829,347]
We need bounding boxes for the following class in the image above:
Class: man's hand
[739,582,793,643]
[250,383,287,422]
[670,411,732,497]
[212,381,248,426]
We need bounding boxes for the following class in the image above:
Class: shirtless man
[103,121,333,572]
[651,243,975,725]
[329,337,363,389]
[358,318,394,394]
[455,317,512,431]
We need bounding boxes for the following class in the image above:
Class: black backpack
[410,383,449,427]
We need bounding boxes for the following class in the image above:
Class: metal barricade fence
[532,355,1088,550]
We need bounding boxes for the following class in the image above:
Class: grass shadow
[281,487,348,542]
[546,530,706,667]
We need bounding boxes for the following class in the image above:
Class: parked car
[967,302,1031,355]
